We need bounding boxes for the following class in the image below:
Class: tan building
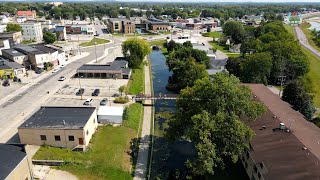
[18,106,98,151]
[0,144,33,180]
[108,18,135,34]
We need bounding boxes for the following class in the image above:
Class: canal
[149,50,248,180]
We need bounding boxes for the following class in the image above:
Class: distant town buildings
[16,10,37,19]
[20,22,43,42]
[108,18,136,34]
[0,15,9,24]
[0,31,23,46]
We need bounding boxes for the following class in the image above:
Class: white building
[17,17,27,23]
[0,39,10,55]
[0,24,7,33]
[0,15,9,24]
[20,23,43,42]
[97,106,124,124]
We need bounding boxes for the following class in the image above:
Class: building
[65,24,95,34]
[144,18,170,32]
[20,23,43,42]
[243,15,264,26]
[108,18,136,34]
[76,57,131,79]
[0,38,10,55]
[0,57,26,77]
[0,24,7,33]
[97,106,124,124]
[229,44,241,53]
[17,17,27,23]
[16,10,36,19]
[241,84,320,180]
[2,48,28,65]
[52,26,67,41]
[0,15,9,24]
[0,144,33,180]
[207,58,227,75]
[25,20,56,31]
[0,60,14,79]
[46,1,63,6]
[0,31,23,46]
[18,106,98,151]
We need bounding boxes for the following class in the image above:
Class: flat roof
[77,60,128,74]
[0,144,27,180]
[244,84,320,179]
[14,45,44,55]
[1,48,26,57]
[98,106,124,116]
[109,18,131,22]
[19,106,96,129]
[0,58,24,69]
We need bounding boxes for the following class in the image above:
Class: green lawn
[202,31,223,38]
[208,41,240,57]
[79,38,110,47]
[33,103,143,180]
[127,64,144,95]
[149,40,168,54]
[300,22,320,52]
[302,47,320,107]
[284,24,297,40]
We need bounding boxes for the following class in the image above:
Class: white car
[52,68,60,73]
[84,98,94,105]
[58,76,66,81]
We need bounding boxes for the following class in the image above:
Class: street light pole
[78,72,83,100]
[78,34,81,55]
[94,41,97,63]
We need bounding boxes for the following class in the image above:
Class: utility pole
[278,75,286,97]
[78,34,81,55]
[94,41,97,63]
[78,72,83,100]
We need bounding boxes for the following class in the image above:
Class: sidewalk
[0,53,90,107]
[133,61,153,180]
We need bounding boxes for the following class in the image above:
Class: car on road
[76,88,85,96]
[100,98,108,106]
[60,64,66,68]
[83,98,94,105]
[92,89,100,96]
[35,68,43,74]
[2,80,10,86]
[52,68,60,73]
[112,93,120,97]
[58,76,66,81]
[94,34,100,36]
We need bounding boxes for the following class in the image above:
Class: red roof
[17,11,33,16]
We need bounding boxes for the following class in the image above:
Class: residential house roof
[17,11,34,17]
[0,144,27,180]
[243,84,320,179]
[55,26,65,32]
[211,58,227,68]
[19,106,96,130]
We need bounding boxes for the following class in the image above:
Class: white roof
[98,106,124,116]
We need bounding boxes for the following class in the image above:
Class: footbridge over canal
[133,93,178,105]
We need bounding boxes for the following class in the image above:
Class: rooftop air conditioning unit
[279,123,286,130]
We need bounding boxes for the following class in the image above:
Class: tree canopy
[43,31,57,44]
[222,21,245,44]
[122,38,151,69]
[6,23,22,32]
[167,73,265,177]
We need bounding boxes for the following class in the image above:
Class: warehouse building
[97,106,124,124]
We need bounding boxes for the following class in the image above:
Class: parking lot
[0,81,25,100]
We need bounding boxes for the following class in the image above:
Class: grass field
[202,31,223,38]
[127,64,144,95]
[209,41,241,58]
[79,38,110,47]
[33,103,143,180]
[300,22,320,52]
[284,24,297,40]
[302,47,320,107]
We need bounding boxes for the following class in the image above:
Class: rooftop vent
[279,123,286,130]
[12,51,18,54]
[273,115,277,119]
[302,147,308,150]
[63,120,66,125]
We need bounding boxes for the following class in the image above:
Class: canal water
[149,50,248,180]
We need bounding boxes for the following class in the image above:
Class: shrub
[114,96,130,104]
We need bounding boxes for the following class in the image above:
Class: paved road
[0,40,123,143]
[294,26,320,59]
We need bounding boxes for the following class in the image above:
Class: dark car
[92,89,100,96]
[76,88,85,96]
[100,98,108,106]
[112,93,120,97]
[35,68,43,74]
[2,80,10,86]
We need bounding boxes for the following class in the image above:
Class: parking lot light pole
[78,73,83,100]
[94,41,97,63]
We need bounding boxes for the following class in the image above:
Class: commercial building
[0,60,14,79]
[0,38,10,55]
[16,10,36,19]
[241,84,320,180]
[144,18,170,32]
[0,31,23,46]
[2,48,28,65]
[66,24,95,34]
[52,26,67,41]
[0,144,33,180]
[18,106,98,151]
[108,18,136,34]
[0,57,26,77]
[97,106,124,124]
[76,57,131,79]
[20,23,43,42]
[17,17,27,23]
[0,15,9,24]
[0,24,7,33]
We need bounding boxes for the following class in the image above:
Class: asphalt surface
[0,39,123,143]
[295,26,320,59]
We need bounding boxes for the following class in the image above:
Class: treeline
[224,20,315,120]
[1,2,320,21]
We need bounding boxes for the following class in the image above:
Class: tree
[43,31,57,44]
[118,85,126,96]
[166,40,176,52]
[122,38,151,69]
[222,21,245,44]
[167,74,265,177]
[241,52,272,84]
[182,41,193,48]
[6,23,22,32]
[207,26,211,33]
[282,80,315,120]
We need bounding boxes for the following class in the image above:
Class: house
[2,48,28,65]
[76,57,131,79]
[241,84,320,180]
[97,106,124,124]
[18,106,98,151]
[0,31,23,46]
[0,60,14,79]
[53,26,67,41]
[242,15,264,25]
[229,44,241,53]
[0,57,26,77]
[0,24,7,33]
[108,18,136,34]
[0,38,10,55]
[207,58,227,75]
[16,10,36,19]
[0,144,33,180]
[20,23,43,42]
[0,15,9,24]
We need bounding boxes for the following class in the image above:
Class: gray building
[2,48,28,65]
